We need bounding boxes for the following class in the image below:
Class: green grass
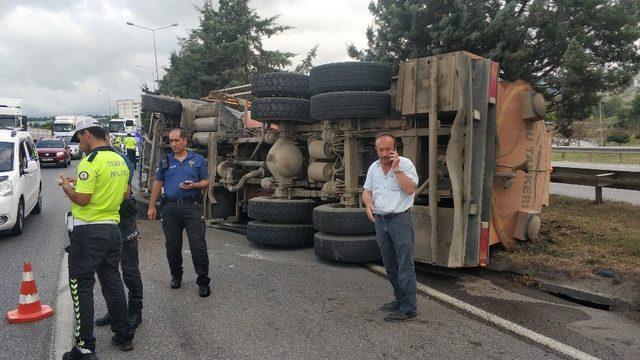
[494,195,640,278]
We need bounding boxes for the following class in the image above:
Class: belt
[376,208,410,220]
[74,219,117,226]
[164,195,202,204]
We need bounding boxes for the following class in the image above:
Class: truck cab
[0,98,27,131]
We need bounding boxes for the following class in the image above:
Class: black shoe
[95,312,110,326]
[384,310,418,322]
[111,334,134,352]
[170,277,181,289]
[198,283,211,297]
[62,347,96,360]
[129,309,142,330]
[379,301,400,312]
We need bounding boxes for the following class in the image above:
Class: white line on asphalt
[50,253,73,360]
[366,264,601,360]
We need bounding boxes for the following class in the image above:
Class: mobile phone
[181,180,193,186]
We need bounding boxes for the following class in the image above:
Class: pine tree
[348,0,640,132]
[160,0,295,98]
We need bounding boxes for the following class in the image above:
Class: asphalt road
[0,161,78,360]
[2,160,638,360]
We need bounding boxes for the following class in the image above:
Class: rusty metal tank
[489,80,552,249]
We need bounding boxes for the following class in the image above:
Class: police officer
[147,128,211,297]
[124,133,137,170]
[59,119,134,360]
[95,145,143,330]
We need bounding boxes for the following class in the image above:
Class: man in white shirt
[362,132,419,322]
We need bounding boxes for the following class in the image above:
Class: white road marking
[50,253,73,360]
[366,264,601,360]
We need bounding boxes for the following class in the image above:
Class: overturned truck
[139,51,551,268]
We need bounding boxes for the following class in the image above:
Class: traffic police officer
[59,119,134,360]
[147,128,211,297]
[95,146,143,330]
[124,133,137,170]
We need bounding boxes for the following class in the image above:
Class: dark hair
[84,126,108,139]
[375,132,396,146]
[169,127,187,139]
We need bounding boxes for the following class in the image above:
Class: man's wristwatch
[392,168,402,174]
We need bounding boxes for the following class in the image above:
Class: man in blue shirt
[147,128,211,297]
[363,132,419,322]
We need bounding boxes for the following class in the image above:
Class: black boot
[129,307,142,330]
[111,333,134,352]
[95,312,110,326]
[62,346,96,360]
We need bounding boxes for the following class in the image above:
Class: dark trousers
[67,224,130,353]
[375,211,418,314]
[118,198,143,310]
[126,149,137,170]
[161,201,210,285]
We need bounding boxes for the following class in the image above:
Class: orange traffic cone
[6,262,54,324]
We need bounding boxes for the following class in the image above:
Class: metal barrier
[552,146,640,163]
[551,161,640,204]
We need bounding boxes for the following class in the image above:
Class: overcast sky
[0,0,372,116]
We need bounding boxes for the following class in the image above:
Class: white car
[60,136,82,159]
[0,129,42,235]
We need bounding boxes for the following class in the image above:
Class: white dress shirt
[363,156,419,215]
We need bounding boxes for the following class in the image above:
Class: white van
[0,129,42,235]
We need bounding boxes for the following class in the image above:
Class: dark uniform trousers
[67,224,129,352]
[118,198,143,311]
[126,149,137,170]
[161,200,210,285]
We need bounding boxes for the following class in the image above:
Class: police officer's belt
[74,219,117,226]
[164,194,202,203]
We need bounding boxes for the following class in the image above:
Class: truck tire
[310,91,390,120]
[314,232,381,263]
[313,203,375,235]
[251,98,314,123]
[309,62,391,94]
[141,94,183,117]
[247,221,315,247]
[248,197,316,224]
[251,72,309,99]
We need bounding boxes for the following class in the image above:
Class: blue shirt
[155,151,208,199]
[363,156,418,215]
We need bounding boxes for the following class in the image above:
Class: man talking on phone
[362,132,419,322]
[147,128,211,297]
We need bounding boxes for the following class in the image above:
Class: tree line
[157,0,640,138]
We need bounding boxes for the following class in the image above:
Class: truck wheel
[313,203,375,235]
[251,98,315,123]
[248,197,316,224]
[141,94,183,117]
[310,91,391,120]
[251,72,309,99]
[314,232,381,263]
[309,62,391,95]
[247,221,315,247]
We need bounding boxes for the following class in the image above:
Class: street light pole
[97,89,112,119]
[136,65,156,90]
[126,22,178,87]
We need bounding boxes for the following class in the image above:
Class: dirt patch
[492,195,640,281]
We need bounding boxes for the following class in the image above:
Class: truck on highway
[0,98,27,130]
[138,51,551,268]
[52,115,78,138]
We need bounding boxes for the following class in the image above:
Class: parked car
[35,137,71,167]
[0,129,42,235]
[60,136,82,159]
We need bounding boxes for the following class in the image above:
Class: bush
[607,132,630,144]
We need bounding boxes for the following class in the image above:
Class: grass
[552,151,640,165]
[493,195,640,279]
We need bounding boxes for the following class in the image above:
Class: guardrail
[552,146,640,163]
[551,161,640,203]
